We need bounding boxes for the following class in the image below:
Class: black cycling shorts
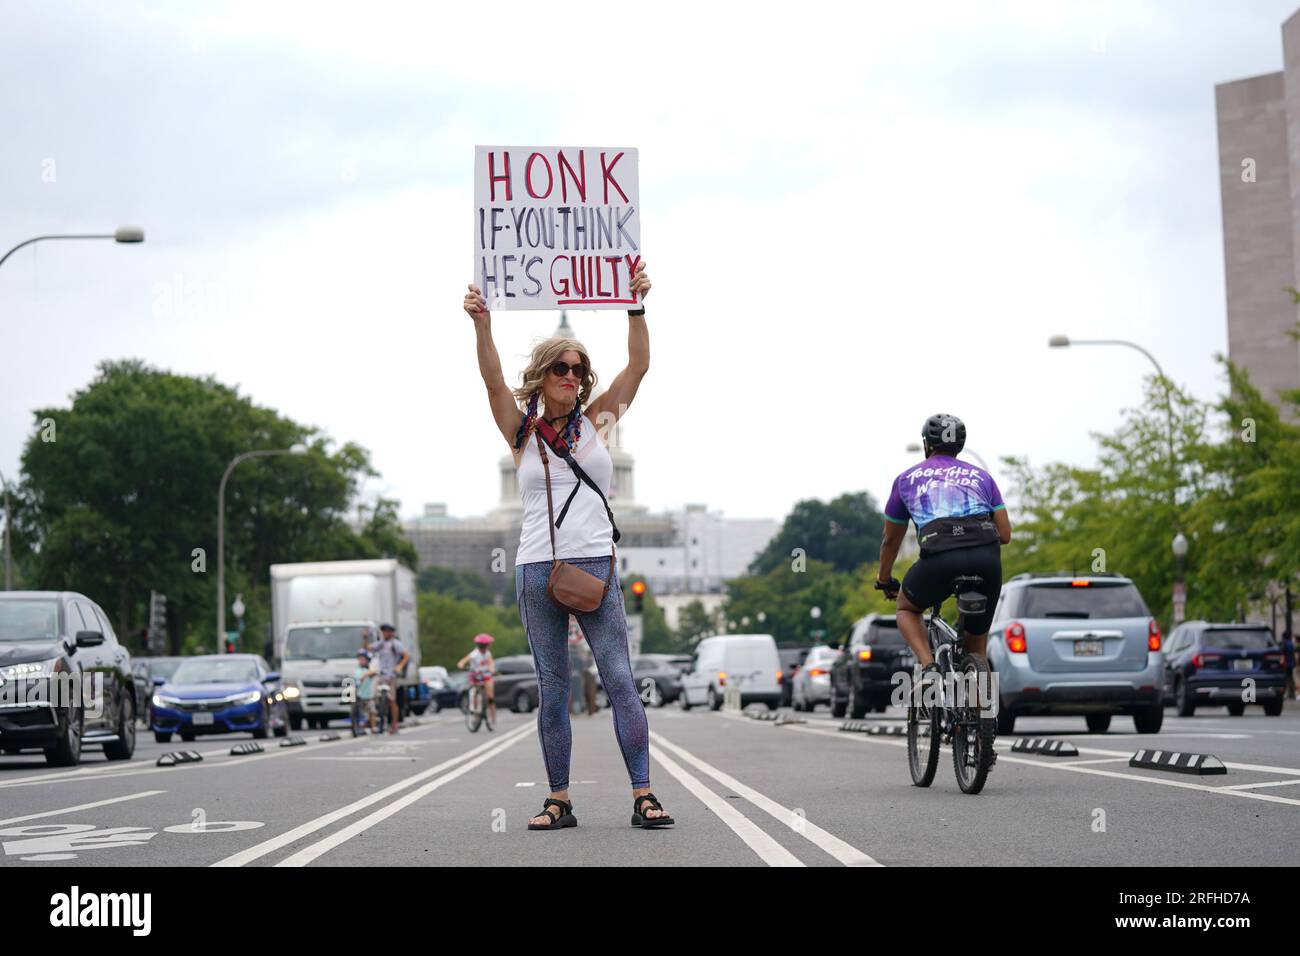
[901,541,1002,635]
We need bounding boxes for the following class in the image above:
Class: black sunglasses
[548,360,587,379]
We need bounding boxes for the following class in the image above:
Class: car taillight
[717,671,727,685]
[808,668,828,677]
[1148,619,1162,652]
[1006,622,1027,654]
[1265,653,1284,665]
[857,647,872,661]
[776,669,783,682]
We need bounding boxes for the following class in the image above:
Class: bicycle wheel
[907,671,941,787]
[483,689,494,732]
[952,653,996,794]
[465,686,483,732]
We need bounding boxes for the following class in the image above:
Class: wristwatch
[627,306,645,316]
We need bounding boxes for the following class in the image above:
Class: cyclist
[875,414,1012,677]
[369,624,409,735]
[353,649,378,734]
[457,633,497,726]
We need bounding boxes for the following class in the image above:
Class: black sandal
[631,792,675,829]
[528,797,576,830]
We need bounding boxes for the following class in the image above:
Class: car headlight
[152,694,183,708]
[282,685,301,700]
[2,659,58,680]
[234,690,262,706]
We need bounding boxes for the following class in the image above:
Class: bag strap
[534,429,616,595]
[534,418,622,544]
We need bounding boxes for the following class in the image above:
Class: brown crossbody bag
[533,418,620,614]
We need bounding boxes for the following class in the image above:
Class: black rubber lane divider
[230,742,265,756]
[774,714,806,726]
[1010,738,1080,757]
[155,750,204,767]
[278,736,307,748]
[319,733,341,742]
[838,721,905,735]
[1129,749,1226,775]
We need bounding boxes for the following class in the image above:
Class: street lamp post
[217,445,307,647]
[1048,335,1176,492]
[1,226,145,272]
[0,469,11,590]
[0,227,144,593]
[1172,532,1188,626]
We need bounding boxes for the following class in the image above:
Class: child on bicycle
[354,649,378,733]
[457,633,496,725]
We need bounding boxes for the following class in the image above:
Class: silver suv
[987,573,1164,735]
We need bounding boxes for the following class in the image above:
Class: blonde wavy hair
[512,337,598,412]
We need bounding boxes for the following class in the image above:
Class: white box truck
[270,559,419,730]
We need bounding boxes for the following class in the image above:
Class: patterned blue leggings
[515,557,650,791]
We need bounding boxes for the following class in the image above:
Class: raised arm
[464,283,524,450]
[587,262,651,437]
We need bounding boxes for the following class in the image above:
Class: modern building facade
[1215,9,1300,416]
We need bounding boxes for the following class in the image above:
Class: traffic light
[224,638,237,654]
[630,579,646,614]
[148,591,168,652]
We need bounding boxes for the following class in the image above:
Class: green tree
[675,599,721,646]
[748,492,885,575]
[417,566,496,604]
[12,359,400,652]
[723,558,854,645]
[418,591,526,671]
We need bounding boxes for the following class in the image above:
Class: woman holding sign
[463,262,674,831]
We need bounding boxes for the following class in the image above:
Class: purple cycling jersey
[884,456,1005,531]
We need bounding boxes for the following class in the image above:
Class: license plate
[1074,639,1104,657]
[1233,659,1254,672]
[191,712,214,726]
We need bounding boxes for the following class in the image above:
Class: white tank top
[515,414,615,565]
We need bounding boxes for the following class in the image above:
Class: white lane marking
[648,744,802,867]
[212,723,534,867]
[514,781,535,787]
[0,790,166,826]
[651,731,880,867]
[1220,779,1300,791]
[780,723,1300,809]
[0,724,446,790]
[299,756,427,762]
[275,728,531,867]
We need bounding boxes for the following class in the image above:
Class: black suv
[1163,622,1286,716]
[0,591,138,766]
[829,614,913,718]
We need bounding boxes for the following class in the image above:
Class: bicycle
[889,577,998,794]
[465,677,494,733]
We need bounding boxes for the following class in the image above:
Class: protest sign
[473,146,641,311]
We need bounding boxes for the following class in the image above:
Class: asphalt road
[2,700,1298,867]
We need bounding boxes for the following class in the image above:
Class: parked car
[418,665,455,713]
[679,634,782,710]
[491,655,539,713]
[1163,622,1286,716]
[829,615,912,717]
[0,590,138,766]
[131,657,183,725]
[443,671,470,711]
[987,573,1164,734]
[595,653,692,708]
[792,645,839,712]
[150,654,289,742]
[778,645,812,707]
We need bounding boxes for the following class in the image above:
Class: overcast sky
[2,0,1297,526]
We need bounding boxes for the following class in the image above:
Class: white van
[679,634,782,711]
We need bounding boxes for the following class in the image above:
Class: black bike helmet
[921,414,966,455]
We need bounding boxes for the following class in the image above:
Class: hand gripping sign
[473,146,641,311]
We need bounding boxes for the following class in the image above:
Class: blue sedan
[150,654,290,743]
